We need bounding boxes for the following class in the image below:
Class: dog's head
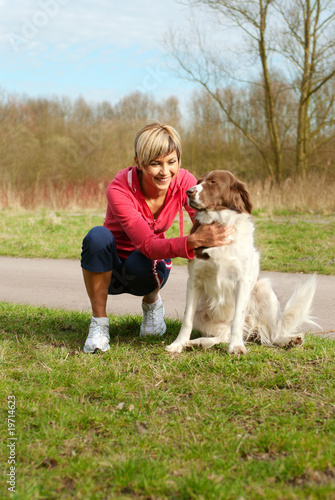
[187,170,252,214]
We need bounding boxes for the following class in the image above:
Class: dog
[166,170,317,355]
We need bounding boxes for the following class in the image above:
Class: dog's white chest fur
[191,210,259,281]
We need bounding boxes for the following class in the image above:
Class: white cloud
[0,0,242,105]
[0,0,193,52]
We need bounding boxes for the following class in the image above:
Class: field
[1,302,335,499]
[1,210,334,275]
[1,208,335,499]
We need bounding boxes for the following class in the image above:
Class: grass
[252,211,335,275]
[0,210,104,260]
[1,302,335,499]
[0,209,334,275]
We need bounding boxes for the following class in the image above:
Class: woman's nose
[160,162,170,174]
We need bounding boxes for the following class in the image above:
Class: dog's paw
[275,334,304,348]
[228,344,247,355]
[286,335,304,348]
[165,343,184,354]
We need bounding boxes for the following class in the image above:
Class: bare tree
[164,0,335,182]
[275,0,335,176]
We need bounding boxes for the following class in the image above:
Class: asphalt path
[0,256,334,338]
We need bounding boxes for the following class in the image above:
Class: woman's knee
[81,226,120,273]
[82,226,115,254]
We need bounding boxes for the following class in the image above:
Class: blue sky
[0,0,217,108]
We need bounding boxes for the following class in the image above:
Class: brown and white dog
[166,170,317,355]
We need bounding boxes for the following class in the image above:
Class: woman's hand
[187,223,235,251]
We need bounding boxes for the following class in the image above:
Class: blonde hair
[134,122,182,168]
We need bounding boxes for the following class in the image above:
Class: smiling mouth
[155,177,171,183]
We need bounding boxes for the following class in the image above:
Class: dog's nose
[186,187,196,197]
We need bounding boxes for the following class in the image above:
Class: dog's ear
[230,180,253,214]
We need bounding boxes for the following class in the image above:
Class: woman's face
[137,150,180,195]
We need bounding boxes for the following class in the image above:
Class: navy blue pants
[81,226,172,296]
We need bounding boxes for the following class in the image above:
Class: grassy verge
[1,302,334,499]
[1,210,334,274]
[253,211,335,275]
[0,210,104,260]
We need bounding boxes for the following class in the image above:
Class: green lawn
[1,209,334,498]
[1,302,334,499]
[253,213,335,275]
[0,210,104,260]
[1,210,334,274]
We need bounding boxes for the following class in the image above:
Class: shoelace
[92,325,108,338]
[144,308,157,326]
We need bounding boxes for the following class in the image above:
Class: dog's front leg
[166,278,202,353]
[228,279,251,355]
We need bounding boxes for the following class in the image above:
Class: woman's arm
[107,188,192,260]
[107,169,234,260]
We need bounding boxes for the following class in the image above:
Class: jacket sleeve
[107,186,194,260]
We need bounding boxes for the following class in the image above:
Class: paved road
[0,256,334,338]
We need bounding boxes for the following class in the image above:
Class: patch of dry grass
[1,171,335,213]
[0,179,109,211]
[249,171,335,214]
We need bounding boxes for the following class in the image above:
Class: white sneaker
[140,295,166,337]
[84,316,110,353]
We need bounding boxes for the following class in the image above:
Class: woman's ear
[134,157,140,170]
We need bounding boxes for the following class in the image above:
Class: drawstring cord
[179,206,184,237]
[177,183,184,237]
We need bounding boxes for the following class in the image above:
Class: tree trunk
[258,1,283,183]
[296,0,312,177]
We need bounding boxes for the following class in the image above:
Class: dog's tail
[246,274,318,347]
[273,274,318,347]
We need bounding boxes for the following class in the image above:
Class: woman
[81,122,234,353]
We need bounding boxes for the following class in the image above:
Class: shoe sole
[83,345,110,354]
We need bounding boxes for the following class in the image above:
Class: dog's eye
[210,180,216,184]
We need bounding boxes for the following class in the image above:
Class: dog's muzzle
[187,186,200,208]
[187,185,206,210]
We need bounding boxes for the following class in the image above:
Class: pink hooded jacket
[103,166,197,260]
